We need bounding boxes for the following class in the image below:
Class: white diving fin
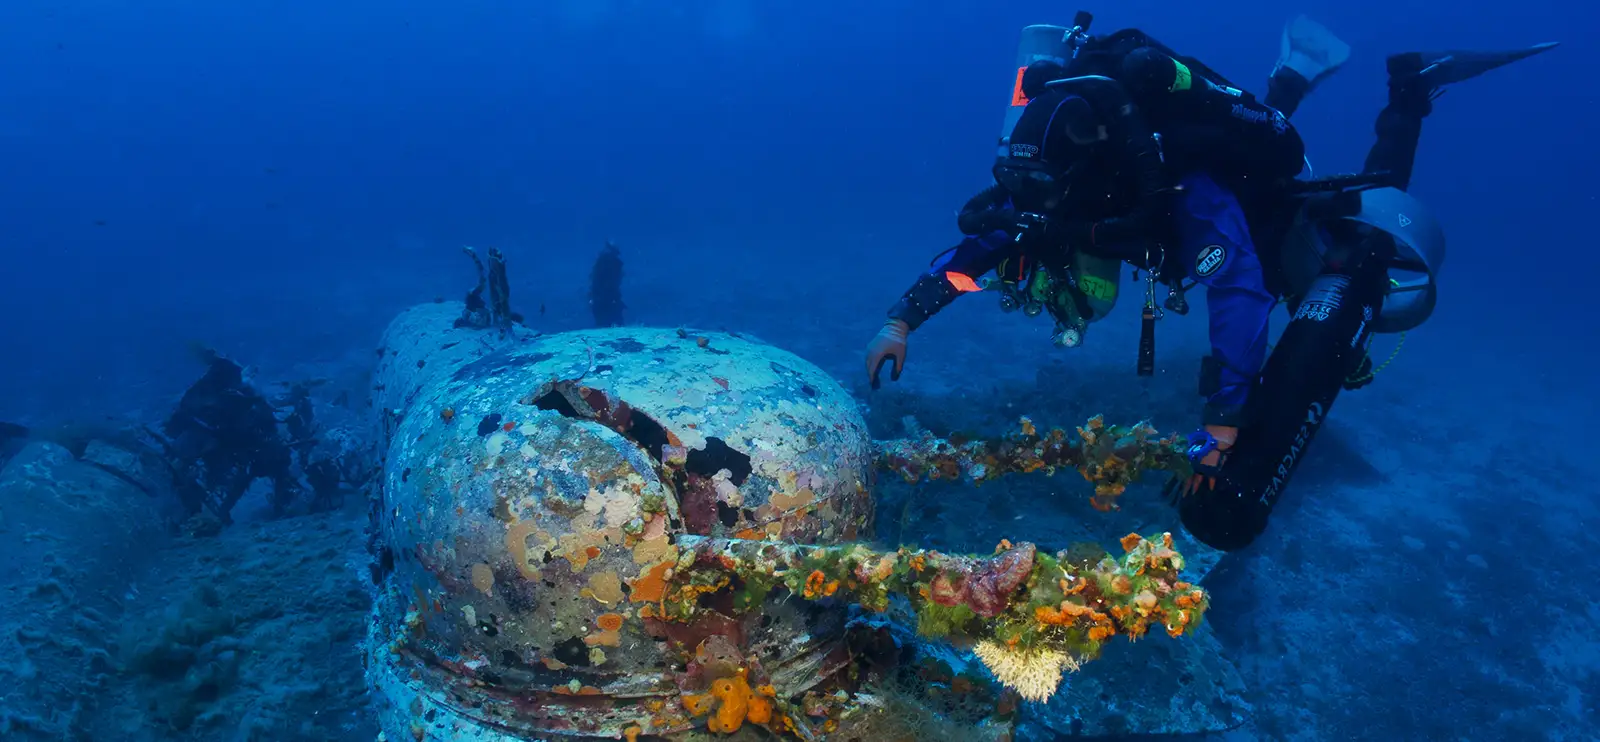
[1276,15,1351,89]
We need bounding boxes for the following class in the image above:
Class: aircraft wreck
[366,292,1235,741]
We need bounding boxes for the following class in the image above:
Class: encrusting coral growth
[972,640,1078,703]
[661,531,1207,711]
[874,415,1191,510]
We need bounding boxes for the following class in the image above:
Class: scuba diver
[865,13,1557,550]
[866,15,1337,407]
[868,15,1335,391]
[159,348,300,522]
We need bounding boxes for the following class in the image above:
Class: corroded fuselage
[367,304,876,740]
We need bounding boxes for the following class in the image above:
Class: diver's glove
[1164,424,1237,504]
[866,319,910,390]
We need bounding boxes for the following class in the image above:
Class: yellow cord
[1343,278,1406,385]
[1345,331,1404,385]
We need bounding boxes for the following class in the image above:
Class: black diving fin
[1414,41,1559,87]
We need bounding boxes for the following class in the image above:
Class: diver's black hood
[1019,59,1068,100]
[1004,87,1101,170]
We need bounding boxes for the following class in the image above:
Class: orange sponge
[685,669,777,735]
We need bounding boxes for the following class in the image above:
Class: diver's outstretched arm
[1363,42,1559,191]
[866,231,1019,389]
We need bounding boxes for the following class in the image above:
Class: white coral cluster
[972,639,1081,702]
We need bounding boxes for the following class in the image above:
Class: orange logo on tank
[1011,66,1029,106]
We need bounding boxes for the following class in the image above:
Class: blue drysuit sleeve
[930,230,1019,278]
[1170,172,1277,427]
[887,230,1020,330]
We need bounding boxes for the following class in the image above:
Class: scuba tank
[998,14,1095,162]
[994,13,1121,342]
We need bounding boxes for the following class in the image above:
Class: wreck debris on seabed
[365,254,1221,741]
